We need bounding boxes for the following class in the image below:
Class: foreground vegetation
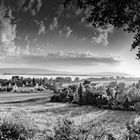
[0,107,139,140]
[0,93,137,139]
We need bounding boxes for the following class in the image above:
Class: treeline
[0,76,80,92]
[0,76,79,86]
[51,80,140,111]
[0,76,48,87]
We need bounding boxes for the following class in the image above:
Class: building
[12,83,46,93]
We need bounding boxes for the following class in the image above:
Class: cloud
[57,5,64,18]
[23,0,34,13]
[66,27,72,38]
[1,47,121,67]
[75,8,83,17]
[59,26,72,38]
[0,4,17,56]
[50,17,58,31]
[35,20,46,35]
[22,52,121,67]
[36,0,42,12]
[23,0,42,16]
[17,0,26,11]
[92,24,114,46]
[57,4,84,19]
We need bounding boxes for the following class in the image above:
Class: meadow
[0,76,140,139]
[0,92,137,139]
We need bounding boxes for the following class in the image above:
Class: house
[12,83,46,93]
[12,83,18,92]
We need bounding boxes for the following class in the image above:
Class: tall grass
[0,111,37,140]
[0,110,117,140]
[1,109,140,140]
[53,117,115,140]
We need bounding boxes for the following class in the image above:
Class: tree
[68,84,78,92]
[83,80,91,87]
[32,78,36,87]
[63,0,140,59]
[78,83,84,104]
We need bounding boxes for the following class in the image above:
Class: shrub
[0,112,37,140]
[124,116,140,139]
[60,91,68,102]
[53,117,117,140]
[50,95,61,102]
[54,117,74,140]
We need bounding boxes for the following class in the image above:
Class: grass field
[0,92,137,138]
[0,92,50,103]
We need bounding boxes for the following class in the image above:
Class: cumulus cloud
[36,0,42,12]
[50,17,58,31]
[57,4,84,19]
[0,4,17,56]
[35,20,46,35]
[92,24,114,46]
[23,0,42,16]
[66,27,72,38]
[59,26,72,38]
[24,0,34,13]
[17,0,26,11]
[57,5,64,18]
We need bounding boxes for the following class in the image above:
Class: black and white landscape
[0,0,140,140]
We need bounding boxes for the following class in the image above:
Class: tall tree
[32,78,36,87]
[78,83,84,104]
[63,0,140,59]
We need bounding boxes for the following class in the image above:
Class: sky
[0,0,140,75]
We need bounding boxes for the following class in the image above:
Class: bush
[53,117,117,140]
[50,95,61,102]
[0,112,37,140]
[54,117,74,140]
[124,116,140,139]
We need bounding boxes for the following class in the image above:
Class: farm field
[0,92,137,138]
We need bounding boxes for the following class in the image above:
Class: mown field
[0,92,137,139]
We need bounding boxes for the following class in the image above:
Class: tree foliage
[63,0,140,59]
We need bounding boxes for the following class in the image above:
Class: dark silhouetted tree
[78,83,84,104]
[32,78,36,86]
[63,0,140,59]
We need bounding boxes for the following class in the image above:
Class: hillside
[0,68,132,77]
[0,68,64,75]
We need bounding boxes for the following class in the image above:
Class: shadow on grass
[0,97,49,105]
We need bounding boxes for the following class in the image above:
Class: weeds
[0,111,37,140]
[0,109,139,140]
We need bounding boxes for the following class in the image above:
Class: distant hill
[0,68,131,77]
[89,72,131,77]
[0,68,68,75]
